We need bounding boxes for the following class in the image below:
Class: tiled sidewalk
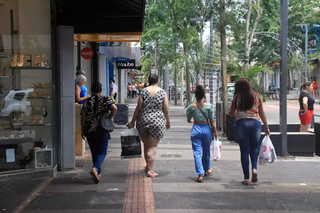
[10,104,320,212]
[123,158,155,213]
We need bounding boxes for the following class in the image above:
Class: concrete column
[163,68,169,95]
[118,69,126,103]
[98,54,107,96]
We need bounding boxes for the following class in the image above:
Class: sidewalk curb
[15,177,53,213]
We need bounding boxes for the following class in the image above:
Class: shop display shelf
[27,96,51,99]
[9,66,51,70]
[0,76,10,79]
[23,123,51,127]
[0,137,34,145]
[0,55,10,58]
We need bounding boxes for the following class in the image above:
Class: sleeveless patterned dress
[136,88,166,139]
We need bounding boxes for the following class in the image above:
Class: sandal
[204,168,213,176]
[90,168,100,184]
[241,180,250,185]
[196,175,203,183]
[252,171,258,183]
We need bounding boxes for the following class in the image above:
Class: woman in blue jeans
[186,85,218,182]
[229,78,270,185]
[81,82,117,184]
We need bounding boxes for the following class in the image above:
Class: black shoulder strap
[196,103,210,124]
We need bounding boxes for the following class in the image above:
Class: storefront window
[0,0,53,173]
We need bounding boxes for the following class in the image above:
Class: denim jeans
[191,124,212,176]
[87,132,109,175]
[235,119,261,180]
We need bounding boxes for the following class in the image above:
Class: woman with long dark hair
[299,81,315,132]
[186,85,218,182]
[127,74,171,178]
[229,78,270,185]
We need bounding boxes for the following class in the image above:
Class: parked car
[1,89,33,116]
[216,83,235,102]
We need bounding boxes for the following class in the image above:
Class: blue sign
[116,57,130,62]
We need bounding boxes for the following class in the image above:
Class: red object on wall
[81,47,94,59]
[131,75,135,78]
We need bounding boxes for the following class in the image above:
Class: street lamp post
[296,23,309,82]
[280,0,291,157]
[173,40,183,106]
[190,0,214,105]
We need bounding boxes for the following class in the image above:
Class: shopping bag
[120,129,142,159]
[258,135,277,165]
[213,138,222,161]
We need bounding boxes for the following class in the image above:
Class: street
[263,100,320,124]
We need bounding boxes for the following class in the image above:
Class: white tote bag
[213,138,222,161]
[258,135,277,165]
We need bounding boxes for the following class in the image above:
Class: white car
[1,89,33,116]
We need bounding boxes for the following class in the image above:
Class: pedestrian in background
[81,82,117,184]
[186,85,218,183]
[127,74,171,178]
[299,81,315,132]
[313,80,318,95]
[127,83,132,98]
[131,82,137,98]
[229,78,270,185]
[75,74,90,104]
[109,78,118,101]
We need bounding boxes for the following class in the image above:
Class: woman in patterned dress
[81,82,117,183]
[127,74,171,178]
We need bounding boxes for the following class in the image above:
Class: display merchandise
[0,54,53,172]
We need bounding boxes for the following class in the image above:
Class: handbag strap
[196,103,210,126]
[196,103,215,138]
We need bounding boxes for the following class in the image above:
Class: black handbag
[197,103,214,140]
[95,96,114,132]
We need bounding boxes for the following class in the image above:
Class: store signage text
[81,47,94,60]
[117,59,135,69]
[116,57,130,62]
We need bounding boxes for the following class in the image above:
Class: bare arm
[210,119,218,140]
[229,95,237,117]
[109,104,117,119]
[163,94,171,129]
[127,96,143,128]
[258,96,270,135]
[75,85,90,102]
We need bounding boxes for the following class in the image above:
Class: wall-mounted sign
[117,59,135,69]
[81,47,93,60]
[116,57,130,62]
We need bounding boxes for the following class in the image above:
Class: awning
[54,0,145,42]
[74,32,142,42]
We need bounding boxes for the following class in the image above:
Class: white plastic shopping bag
[213,138,222,161]
[258,135,277,165]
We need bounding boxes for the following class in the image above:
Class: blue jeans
[235,119,261,180]
[87,132,109,175]
[191,124,212,175]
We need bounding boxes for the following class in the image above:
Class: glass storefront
[0,0,53,173]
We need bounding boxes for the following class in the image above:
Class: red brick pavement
[123,158,156,213]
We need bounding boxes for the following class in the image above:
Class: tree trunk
[244,0,252,70]
[245,0,262,70]
[184,43,191,105]
[196,70,200,86]
[220,0,228,134]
